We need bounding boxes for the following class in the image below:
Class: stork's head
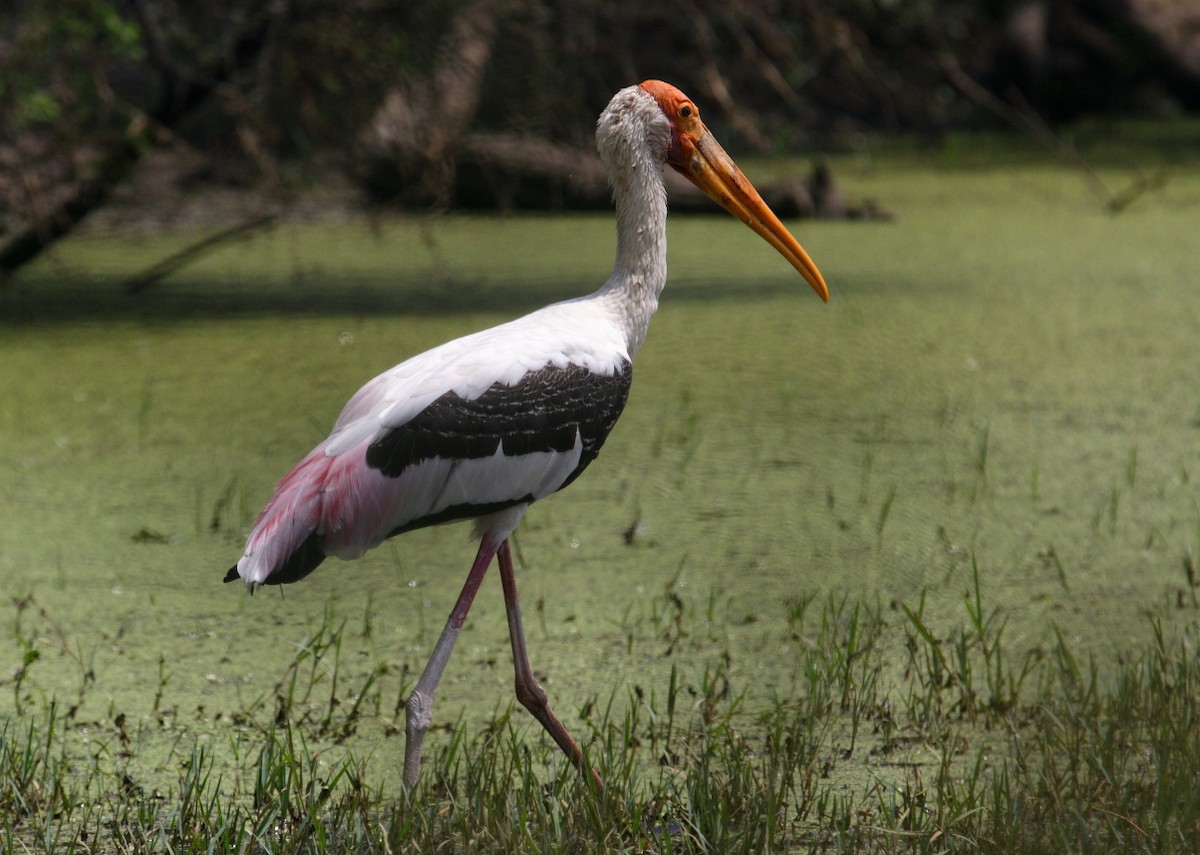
[634,80,829,302]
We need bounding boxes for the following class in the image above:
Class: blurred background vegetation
[2,0,1198,277]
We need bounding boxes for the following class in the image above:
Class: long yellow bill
[640,79,830,302]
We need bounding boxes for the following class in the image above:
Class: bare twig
[123,212,278,294]
[939,51,1167,213]
[720,1,814,113]
[687,4,770,150]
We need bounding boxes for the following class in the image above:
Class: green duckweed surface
[2,129,1200,801]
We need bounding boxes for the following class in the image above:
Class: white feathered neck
[591,84,672,358]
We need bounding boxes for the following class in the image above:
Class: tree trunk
[357,0,511,207]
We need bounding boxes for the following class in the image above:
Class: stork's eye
[680,104,693,118]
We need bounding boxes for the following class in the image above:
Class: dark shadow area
[0,268,830,328]
[0,273,572,326]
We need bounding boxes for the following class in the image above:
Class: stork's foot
[403,688,434,789]
[514,673,603,791]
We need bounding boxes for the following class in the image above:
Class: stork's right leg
[403,536,499,789]
[496,539,602,789]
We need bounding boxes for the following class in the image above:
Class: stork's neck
[592,85,673,359]
[598,160,668,357]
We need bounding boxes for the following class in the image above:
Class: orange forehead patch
[638,80,699,121]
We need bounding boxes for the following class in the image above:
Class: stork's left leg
[496,539,602,789]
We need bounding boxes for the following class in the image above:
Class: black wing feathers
[366,361,633,481]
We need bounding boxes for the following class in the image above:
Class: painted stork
[225,80,828,789]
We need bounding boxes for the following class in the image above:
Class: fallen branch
[123,212,278,294]
[0,139,139,280]
[457,132,890,220]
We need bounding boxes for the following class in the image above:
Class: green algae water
[3,132,1200,802]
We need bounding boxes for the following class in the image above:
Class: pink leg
[497,540,602,789]
[403,536,498,789]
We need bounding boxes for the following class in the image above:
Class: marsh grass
[3,585,1199,853]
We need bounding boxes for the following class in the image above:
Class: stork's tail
[223,530,326,587]
[224,447,335,588]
